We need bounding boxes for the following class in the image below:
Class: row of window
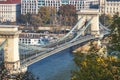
[0,15,13,17]
[0,7,15,10]
[0,18,14,22]
[19,38,41,44]
[22,1,37,3]
[22,9,36,12]
[0,9,13,11]
[45,4,61,6]
[106,7,120,13]
[20,38,31,41]
[22,12,37,14]
[22,3,37,6]
[0,5,15,7]
[107,7,120,10]
[22,6,37,8]
[107,3,120,6]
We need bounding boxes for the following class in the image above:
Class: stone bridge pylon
[77,9,100,35]
[0,25,21,74]
[77,9,101,46]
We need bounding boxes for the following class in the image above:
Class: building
[44,0,61,11]
[21,0,38,14]
[43,0,99,11]
[69,0,99,10]
[99,0,120,16]
[99,0,105,14]
[0,0,21,22]
[105,0,120,16]
[38,0,45,8]
[19,33,53,45]
[22,0,99,14]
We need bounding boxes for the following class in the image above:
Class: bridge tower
[77,9,100,35]
[77,9,101,46]
[0,25,21,74]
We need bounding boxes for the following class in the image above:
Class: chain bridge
[0,9,110,75]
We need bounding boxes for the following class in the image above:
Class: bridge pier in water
[0,25,27,75]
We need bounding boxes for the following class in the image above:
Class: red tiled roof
[0,0,21,4]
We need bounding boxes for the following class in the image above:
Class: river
[28,48,76,80]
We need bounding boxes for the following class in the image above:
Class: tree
[99,14,113,27]
[71,13,120,80]
[16,71,39,80]
[0,62,38,80]
[18,14,27,24]
[18,13,32,25]
[38,6,56,25]
[108,13,120,51]
[58,4,77,26]
[71,51,120,80]
[30,15,43,27]
[0,62,8,80]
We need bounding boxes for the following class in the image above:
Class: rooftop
[0,0,21,4]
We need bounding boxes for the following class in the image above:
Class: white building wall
[99,0,120,16]
[105,1,120,16]
[31,39,39,45]
[21,0,38,14]
[44,0,61,11]
[40,0,99,11]
[19,38,41,45]
[0,4,20,22]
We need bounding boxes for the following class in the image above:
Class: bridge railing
[19,15,111,67]
[20,35,101,67]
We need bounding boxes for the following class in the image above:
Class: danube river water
[28,48,76,80]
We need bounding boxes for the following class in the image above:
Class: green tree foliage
[71,13,120,80]
[38,6,56,24]
[58,4,77,26]
[18,13,43,27]
[0,62,38,80]
[0,63,8,80]
[18,13,32,25]
[30,15,43,27]
[109,13,120,51]
[16,71,39,80]
[99,14,112,27]
[18,14,27,24]
[71,52,120,80]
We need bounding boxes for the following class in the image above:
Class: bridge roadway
[21,35,101,68]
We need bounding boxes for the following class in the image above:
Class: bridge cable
[57,16,84,42]
[0,39,7,51]
[99,22,110,31]
[70,17,94,42]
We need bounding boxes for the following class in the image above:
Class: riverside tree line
[18,4,77,28]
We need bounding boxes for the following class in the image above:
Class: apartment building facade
[99,0,120,16]
[21,0,99,14]
[21,0,38,14]
[0,0,21,22]
[44,0,99,11]
[105,0,120,15]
